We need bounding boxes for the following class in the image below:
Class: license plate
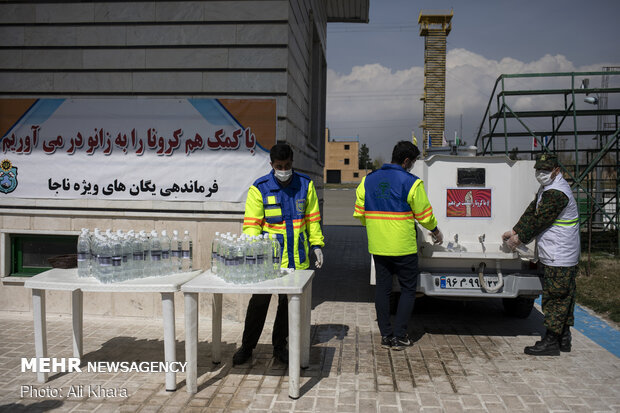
[436,275,499,289]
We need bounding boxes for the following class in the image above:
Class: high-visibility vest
[243,170,324,269]
[535,174,580,267]
[354,163,438,256]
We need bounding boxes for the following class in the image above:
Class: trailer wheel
[502,297,534,318]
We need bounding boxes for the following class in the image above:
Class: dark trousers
[374,253,419,338]
[241,293,288,350]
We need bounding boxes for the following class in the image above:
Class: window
[344,158,350,165]
[344,144,350,150]
[353,172,359,178]
[10,234,77,277]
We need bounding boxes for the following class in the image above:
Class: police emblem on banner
[296,199,305,213]
[0,160,18,194]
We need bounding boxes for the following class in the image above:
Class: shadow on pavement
[316,225,546,338]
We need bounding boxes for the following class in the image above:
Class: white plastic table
[23,268,201,391]
[181,270,314,399]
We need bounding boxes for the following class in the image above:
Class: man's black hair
[391,140,420,164]
[270,143,294,162]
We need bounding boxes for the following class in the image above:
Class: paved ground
[1,189,619,412]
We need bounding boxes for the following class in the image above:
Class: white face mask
[274,169,292,182]
[535,170,554,186]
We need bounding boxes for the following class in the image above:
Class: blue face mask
[274,169,292,182]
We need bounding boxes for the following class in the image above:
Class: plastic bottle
[271,234,281,278]
[182,230,193,272]
[234,238,245,282]
[160,230,171,276]
[97,235,113,283]
[150,230,162,276]
[140,231,151,277]
[77,228,91,278]
[111,235,123,281]
[171,230,182,273]
[211,232,220,274]
[131,232,144,278]
[224,236,235,281]
[245,236,258,283]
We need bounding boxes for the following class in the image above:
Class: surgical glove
[502,230,515,242]
[430,229,443,245]
[506,233,521,250]
[313,248,323,269]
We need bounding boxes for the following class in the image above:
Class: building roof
[326,0,369,23]
[329,136,359,142]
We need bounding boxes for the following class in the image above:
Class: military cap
[534,153,558,170]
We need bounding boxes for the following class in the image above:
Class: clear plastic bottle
[248,236,260,283]
[77,228,91,278]
[150,230,162,276]
[140,231,151,277]
[182,230,193,272]
[111,235,123,281]
[234,238,245,283]
[171,230,182,273]
[224,236,235,281]
[131,232,144,278]
[160,230,171,276]
[271,234,281,278]
[121,234,133,280]
[97,235,113,283]
[211,232,220,274]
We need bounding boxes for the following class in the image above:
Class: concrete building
[0,1,369,319]
[323,129,369,183]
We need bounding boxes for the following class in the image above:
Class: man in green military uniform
[503,154,580,356]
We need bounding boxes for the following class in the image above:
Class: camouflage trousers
[542,264,577,335]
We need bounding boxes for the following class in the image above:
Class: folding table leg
[32,289,48,383]
[72,290,83,359]
[161,292,176,391]
[184,292,198,394]
[212,293,222,364]
[301,280,312,369]
[287,294,301,399]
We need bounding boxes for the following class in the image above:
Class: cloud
[326,49,618,160]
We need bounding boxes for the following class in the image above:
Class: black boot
[524,330,560,356]
[559,326,571,352]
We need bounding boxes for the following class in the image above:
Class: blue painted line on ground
[536,296,620,357]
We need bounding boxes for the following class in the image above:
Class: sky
[325,0,620,163]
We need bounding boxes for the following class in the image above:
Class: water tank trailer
[370,146,543,317]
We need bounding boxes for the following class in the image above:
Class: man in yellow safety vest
[233,143,325,366]
[354,141,443,350]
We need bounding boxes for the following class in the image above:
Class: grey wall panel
[76,26,128,47]
[228,48,287,69]
[133,72,202,92]
[94,2,157,23]
[83,49,146,69]
[35,3,95,24]
[53,72,132,92]
[0,50,24,69]
[155,2,205,22]
[204,1,288,21]
[0,73,53,92]
[145,48,228,69]
[202,72,286,93]
[0,4,35,24]
[23,50,83,69]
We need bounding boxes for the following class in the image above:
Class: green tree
[359,143,373,170]
[371,156,384,171]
